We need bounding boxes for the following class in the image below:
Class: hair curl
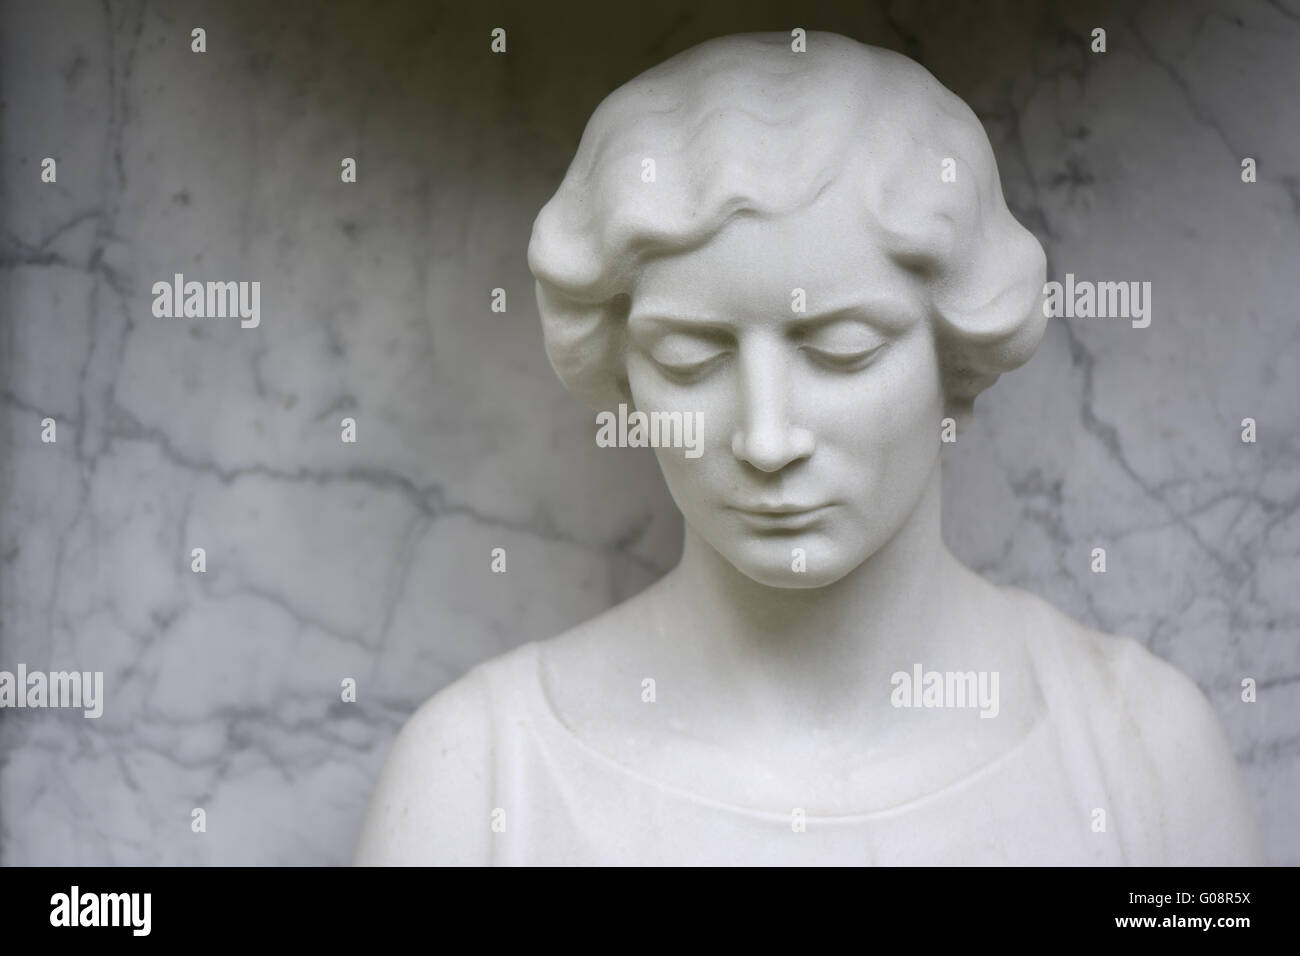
[527,31,1046,428]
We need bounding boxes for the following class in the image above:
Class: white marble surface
[1,0,1296,864]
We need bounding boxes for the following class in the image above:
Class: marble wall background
[1,0,1296,864]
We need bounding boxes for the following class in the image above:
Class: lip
[727,503,835,528]
[734,504,826,515]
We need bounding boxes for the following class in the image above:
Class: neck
[657,466,976,730]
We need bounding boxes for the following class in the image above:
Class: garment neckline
[518,598,1054,823]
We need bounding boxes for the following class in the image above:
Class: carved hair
[527,31,1046,427]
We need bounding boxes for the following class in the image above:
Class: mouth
[727,503,835,531]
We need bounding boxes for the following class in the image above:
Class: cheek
[883,335,946,459]
[624,353,670,410]
[625,357,721,504]
[817,329,944,468]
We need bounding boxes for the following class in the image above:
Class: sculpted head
[528,31,1046,589]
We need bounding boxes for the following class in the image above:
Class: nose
[730,338,815,473]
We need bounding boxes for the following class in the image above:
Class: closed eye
[653,352,730,383]
[799,342,886,371]
[797,321,888,371]
[646,334,731,383]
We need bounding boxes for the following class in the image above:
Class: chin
[723,537,863,589]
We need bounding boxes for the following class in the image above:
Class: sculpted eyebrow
[790,302,916,334]
[626,312,734,337]
[626,301,917,335]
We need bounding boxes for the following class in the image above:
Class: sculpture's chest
[488,717,1142,866]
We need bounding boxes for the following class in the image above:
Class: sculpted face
[625,192,946,588]
[530,36,1049,590]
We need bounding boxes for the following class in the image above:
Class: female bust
[356,31,1261,865]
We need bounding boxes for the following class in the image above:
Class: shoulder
[353,645,532,866]
[1011,587,1262,863]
